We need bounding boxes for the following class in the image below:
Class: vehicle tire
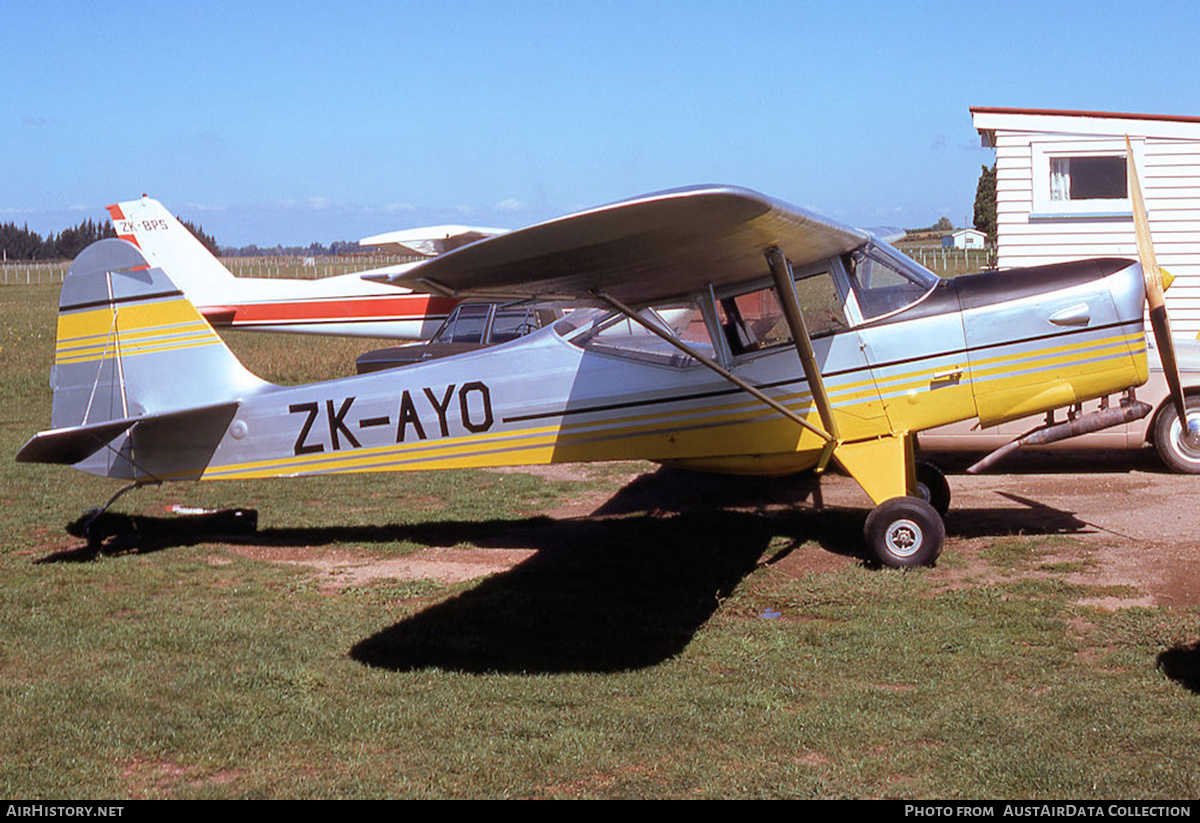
[1153,394,1200,474]
[914,460,951,516]
[863,497,944,569]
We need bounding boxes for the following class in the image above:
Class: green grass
[3,284,1200,799]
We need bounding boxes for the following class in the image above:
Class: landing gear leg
[837,434,947,568]
[914,460,951,517]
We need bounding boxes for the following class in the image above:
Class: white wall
[975,111,1200,335]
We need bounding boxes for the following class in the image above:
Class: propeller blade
[1127,136,1190,429]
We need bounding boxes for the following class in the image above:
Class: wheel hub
[1185,415,1200,447]
[885,519,923,557]
[1178,413,1200,452]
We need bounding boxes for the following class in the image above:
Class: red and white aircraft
[106,197,505,340]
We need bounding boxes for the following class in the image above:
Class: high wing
[389,185,869,305]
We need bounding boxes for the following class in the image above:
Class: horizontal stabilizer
[360,225,509,258]
[18,401,240,468]
[17,418,139,465]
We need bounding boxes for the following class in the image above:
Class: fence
[901,247,995,277]
[223,254,416,279]
[0,254,417,287]
[0,262,68,286]
[2,249,993,288]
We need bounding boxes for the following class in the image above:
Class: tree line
[220,240,362,257]
[0,215,369,261]
[1,219,115,261]
[0,216,220,261]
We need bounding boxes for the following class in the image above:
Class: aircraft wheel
[864,497,944,569]
[1153,394,1200,474]
[914,460,951,516]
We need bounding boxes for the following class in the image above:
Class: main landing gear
[1153,393,1200,474]
[864,461,949,569]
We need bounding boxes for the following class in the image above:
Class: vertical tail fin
[107,196,235,308]
[18,239,266,477]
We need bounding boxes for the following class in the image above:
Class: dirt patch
[226,544,537,591]
[120,756,242,799]
[487,463,603,483]
[765,545,858,578]
[929,458,1200,609]
[489,462,649,520]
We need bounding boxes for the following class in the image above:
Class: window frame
[1030,138,1145,218]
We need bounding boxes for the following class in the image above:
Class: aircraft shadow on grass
[1157,644,1200,695]
[36,467,1098,674]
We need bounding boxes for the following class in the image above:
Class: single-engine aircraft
[20,147,1195,567]
[108,197,505,339]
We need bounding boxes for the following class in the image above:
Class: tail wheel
[1153,394,1200,474]
[864,497,944,569]
[914,460,951,516]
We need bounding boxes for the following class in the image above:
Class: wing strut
[765,247,841,443]
[590,291,834,443]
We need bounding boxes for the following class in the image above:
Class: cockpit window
[715,269,847,356]
[489,306,543,343]
[845,245,937,320]
[434,304,491,344]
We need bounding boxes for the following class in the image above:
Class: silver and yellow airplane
[18,149,1192,568]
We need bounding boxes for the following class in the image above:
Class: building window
[1049,156,1127,202]
[1031,139,1142,217]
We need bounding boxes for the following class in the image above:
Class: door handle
[930,369,963,389]
[1049,303,1091,327]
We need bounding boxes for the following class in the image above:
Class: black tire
[914,460,951,516]
[1153,394,1200,474]
[864,497,945,569]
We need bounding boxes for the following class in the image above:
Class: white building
[942,228,987,249]
[971,107,1200,335]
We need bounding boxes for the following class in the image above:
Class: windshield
[845,243,938,320]
[433,304,491,344]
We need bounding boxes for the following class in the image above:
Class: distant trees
[220,240,362,257]
[0,219,115,261]
[0,215,218,261]
[906,216,955,235]
[2,209,387,262]
[974,163,997,242]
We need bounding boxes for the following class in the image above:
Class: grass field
[2,283,1199,799]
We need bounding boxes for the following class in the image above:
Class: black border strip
[61,289,184,313]
[230,314,451,327]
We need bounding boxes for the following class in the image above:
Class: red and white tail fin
[107,197,235,307]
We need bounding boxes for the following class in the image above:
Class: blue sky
[5,0,1200,247]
